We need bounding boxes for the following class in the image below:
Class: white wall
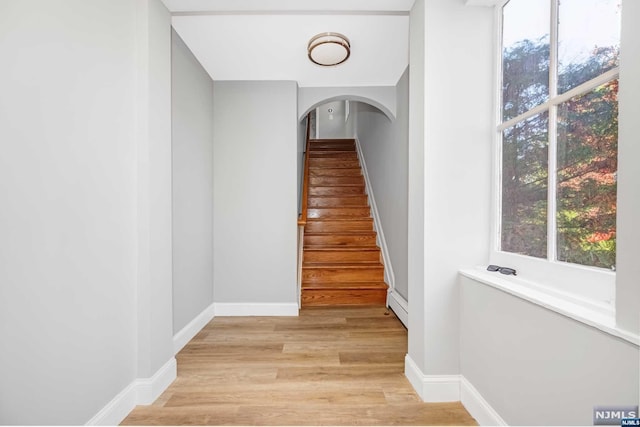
[0,0,173,424]
[616,0,640,335]
[407,0,427,379]
[317,100,354,139]
[171,30,214,334]
[355,67,410,301]
[212,81,298,305]
[135,0,174,382]
[461,276,639,425]
[420,0,494,378]
[406,0,494,391]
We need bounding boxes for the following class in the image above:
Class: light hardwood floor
[122,306,477,426]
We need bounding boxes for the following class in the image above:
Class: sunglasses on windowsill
[487,265,517,276]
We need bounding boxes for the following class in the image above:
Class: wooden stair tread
[308,195,368,198]
[303,262,382,268]
[302,282,389,290]
[308,184,365,187]
[304,231,376,235]
[303,245,380,251]
[308,207,370,211]
[302,262,383,268]
[306,218,373,222]
[310,140,355,144]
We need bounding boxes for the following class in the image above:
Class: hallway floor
[121,306,477,426]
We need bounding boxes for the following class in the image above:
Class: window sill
[459,266,639,346]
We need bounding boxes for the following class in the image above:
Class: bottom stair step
[301,285,388,307]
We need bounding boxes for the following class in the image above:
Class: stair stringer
[353,137,396,299]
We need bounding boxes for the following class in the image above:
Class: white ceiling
[161,0,416,13]
[163,0,413,87]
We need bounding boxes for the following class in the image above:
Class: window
[495,0,620,305]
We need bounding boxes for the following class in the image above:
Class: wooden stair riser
[304,233,377,246]
[309,159,361,169]
[309,176,365,186]
[309,151,358,159]
[302,267,384,283]
[308,196,368,208]
[309,143,356,150]
[301,289,387,306]
[309,139,356,150]
[304,219,374,233]
[308,186,365,196]
[309,149,356,155]
[310,168,362,177]
[307,207,371,219]
[303,248,381,263]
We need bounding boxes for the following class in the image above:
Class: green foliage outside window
[501,29,618,270]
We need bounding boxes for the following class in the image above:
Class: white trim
[135,358,177,405]
[353,137,396,292]
[497,68,620,131]
[460,267,640,346]
[213,302,299,316]
[388,290,408,328]
[86,381,137,426]
[297,225,304,309]
[404,355,460,402]
[86,357,177,426]
[173,303,216,354]
[404,355,508,425]
[460,377,508,426]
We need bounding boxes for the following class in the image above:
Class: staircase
[301,139,389,306]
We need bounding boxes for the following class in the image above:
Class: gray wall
[461,276,639,425]
[171,30,214,334]
[0,0,173,424]
[355,67,410,300]
[212,81,298,304]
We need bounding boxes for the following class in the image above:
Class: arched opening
[298,91,396,123]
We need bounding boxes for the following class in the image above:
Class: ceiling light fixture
[307,32,351,66]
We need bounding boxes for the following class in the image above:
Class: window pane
[557,80,618,269]
[558,0,620,94]
[502,113,549,258]
[502,0,550,122]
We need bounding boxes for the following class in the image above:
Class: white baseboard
[86,380,138,426]
[461,376,507,426]
[136,358,177,405]
[404,355,460,402]
[86,357,177,426]
[213,302,299,316]
[353,137,396,291]
[388,290,408,328]
[173,303,216,354]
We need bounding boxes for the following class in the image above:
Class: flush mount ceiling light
[307,32,351,66]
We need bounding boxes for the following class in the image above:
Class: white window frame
[490,0,618,315]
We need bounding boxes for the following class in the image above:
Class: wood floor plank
[121,307,477,426]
